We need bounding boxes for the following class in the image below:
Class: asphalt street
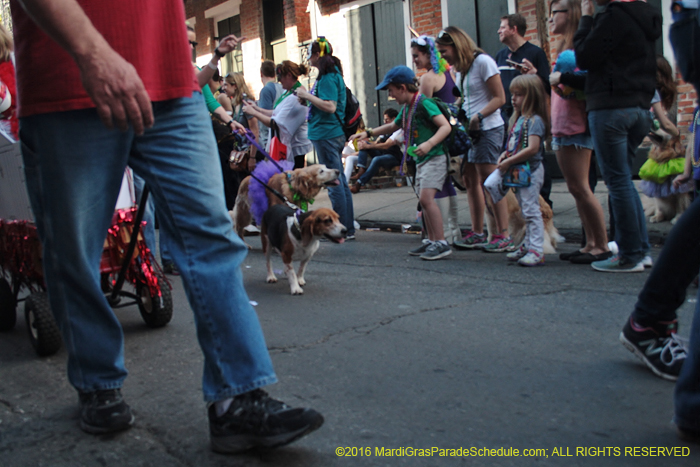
[1,228,698,467]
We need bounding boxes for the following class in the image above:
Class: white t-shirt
[456,54,505,131]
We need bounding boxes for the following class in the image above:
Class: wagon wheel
[0,278,17,332]
[137,274,173,328]
[25,292,62,356]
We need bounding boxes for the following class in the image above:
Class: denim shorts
[467,126,505,164]
[551,133,594,151]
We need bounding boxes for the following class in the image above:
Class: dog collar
[286,172,314,211]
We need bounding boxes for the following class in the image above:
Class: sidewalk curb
[356,221,670,247]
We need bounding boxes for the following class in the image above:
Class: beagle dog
[231,163,340,247]
[261,205,347,295]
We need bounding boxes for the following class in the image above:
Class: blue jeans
[670,7,700,92]
[20,92,276,401]
[357,152,400,186]
[676,282,700,433]
[312,136,355,235]
[588,108,650,264]
[132,173,172,266]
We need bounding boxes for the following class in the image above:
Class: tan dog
[261,205,347,295]
[486,190,559,254]
[231,164,340,246]
[641,136,691,224]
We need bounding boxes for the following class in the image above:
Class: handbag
[228,149,250,172]
[502,117,532,188]
[268,120,287,161]
[227,127,251,172]
[268,136,287,161]
[445,102,471,157]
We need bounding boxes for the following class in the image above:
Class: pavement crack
[268,302,464,354]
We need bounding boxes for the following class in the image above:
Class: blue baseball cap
[376,66,415,90]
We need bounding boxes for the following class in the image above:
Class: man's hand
[77,45,153,134]
[216,34,245,55]
[520,58,538,75]
[349,131,368,143]
[582,0,595,17]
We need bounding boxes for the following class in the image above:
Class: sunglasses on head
[189,40,198,47]
[437,30,453,44]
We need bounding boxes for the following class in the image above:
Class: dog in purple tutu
[230,160,340,247]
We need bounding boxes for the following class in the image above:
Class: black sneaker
[678,426,700,444]
[619,317,687,381]
[78,389,134,434]
[209,389,324,454]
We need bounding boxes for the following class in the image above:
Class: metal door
[445,0,509,57]
[346,0,404,128]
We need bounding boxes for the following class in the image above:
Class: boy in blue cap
[351,66,452,260]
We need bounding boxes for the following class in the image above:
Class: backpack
[430,96,471,157]
[336,86,362,139]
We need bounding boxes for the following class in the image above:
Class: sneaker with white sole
[453,231,487,250]
[209,389,324,454]
[482,235,513,253]
[420,242,452,261]
[619,317,686,381]
[591,254,644,273]
[506,244,527,261]
[409,240,432,256]
[517,250,544,267]
[642,255,653,268]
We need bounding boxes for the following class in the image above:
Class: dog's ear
[294,171,313,200]
[300,211,315,243]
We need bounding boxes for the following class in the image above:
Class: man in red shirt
[11,0,323,453]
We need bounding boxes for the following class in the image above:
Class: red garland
[0,209,168,299]
[0,220,44,292]
[102,207,168,299]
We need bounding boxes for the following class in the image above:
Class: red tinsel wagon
[0,160,173,356]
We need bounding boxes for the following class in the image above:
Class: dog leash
[243,129,285,172]
[240,129,304,230]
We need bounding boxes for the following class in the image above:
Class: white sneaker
[642,255,653,268]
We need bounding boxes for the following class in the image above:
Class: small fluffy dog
[261,205,347,295]
[486,190,560,254]
[640,136,691,224]
[231,162,340,246]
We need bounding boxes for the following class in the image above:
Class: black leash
[239,129,300,212]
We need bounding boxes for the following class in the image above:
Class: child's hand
[673,173,691,189]
[497,157,511,174]
[414,141,433,157]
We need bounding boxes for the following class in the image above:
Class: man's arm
[195,35,242,88]
[16,0,153,134]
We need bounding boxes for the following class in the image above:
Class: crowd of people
[6,0,700,455]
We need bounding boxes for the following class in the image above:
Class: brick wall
[284,0,311,43]
[518,0,541,46]
[676,80,696,142]
[411,0,443,37]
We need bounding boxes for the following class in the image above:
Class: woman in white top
[436,26,510,252]
[243,61,313,169]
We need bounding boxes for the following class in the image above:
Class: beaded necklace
[274,81,302,109]
[306,80,318,121]
[400,92,423,171]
